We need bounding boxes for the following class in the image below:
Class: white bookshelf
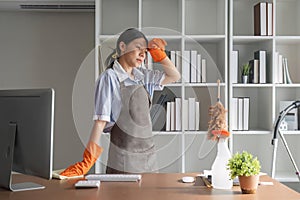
[95,0,228,173]
[229,0,300,182]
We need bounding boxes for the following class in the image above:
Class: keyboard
[75,180,101,188]
[85,174,142,182]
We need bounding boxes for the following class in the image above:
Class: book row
[274,53,293,84]
[146,50,207,83]
[231,97,249,131]
[231,50,266,84]
[254,2,273,36]
[165,97,200,131]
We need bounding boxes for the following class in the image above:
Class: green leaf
[227,151,261,179]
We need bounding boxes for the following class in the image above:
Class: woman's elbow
[173,72,181,82]
[164,73,181,84]
[176,72,181,82]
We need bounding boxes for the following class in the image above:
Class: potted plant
[227,151,261,194]
[241,63,251,83]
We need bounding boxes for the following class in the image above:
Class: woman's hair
[105,28,148,68]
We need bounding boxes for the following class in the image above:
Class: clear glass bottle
[211,137,233,189]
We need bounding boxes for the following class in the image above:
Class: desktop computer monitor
[0,88,54,191]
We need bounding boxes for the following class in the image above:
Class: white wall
[0,10,95,170]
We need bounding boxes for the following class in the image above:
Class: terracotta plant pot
[238,175,259,194]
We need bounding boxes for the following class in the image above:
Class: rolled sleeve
[93,71,114,123]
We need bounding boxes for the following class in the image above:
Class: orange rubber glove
[148,38,167,62]
[60,141,103,177]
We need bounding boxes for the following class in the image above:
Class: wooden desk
[0,173,299,200]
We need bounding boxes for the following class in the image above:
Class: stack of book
[146,50,207,84]
[249,50,267,83]
[180,50,206,83]
[231,50,266,83]
[231,97,250,131]
[254,2,273,36]
[274,52,293,84]
[166,97,200,131]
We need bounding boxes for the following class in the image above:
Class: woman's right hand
[60,141,103,177]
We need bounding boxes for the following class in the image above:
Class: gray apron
[106,81,158,174]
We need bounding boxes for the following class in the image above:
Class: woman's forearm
[89,120,106,145]
[160,56,181,85]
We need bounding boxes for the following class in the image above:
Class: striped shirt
[93,60,165,132]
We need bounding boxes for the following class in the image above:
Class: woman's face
[120,38,147,68]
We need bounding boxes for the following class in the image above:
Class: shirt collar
[112,60,144,83]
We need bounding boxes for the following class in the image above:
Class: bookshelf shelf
[184,83,226,87]
[281,131,300,135]
[152,131,183,135]
[230,0,300,182]
[233,84,273,88]
[275,84,300,88]
[233,36,274,43]
[98,35,184,41]
[185,35,226,42]
[232,130,272,135]
[95,0,228,174]
[183,131,208,135]
[164,83,182,87]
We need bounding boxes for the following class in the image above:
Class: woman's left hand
[148,38,167,62]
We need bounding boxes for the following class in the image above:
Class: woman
[61,28,180,176]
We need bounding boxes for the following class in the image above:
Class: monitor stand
[0,123,45,192]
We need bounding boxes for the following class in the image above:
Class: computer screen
[0,88,54,191]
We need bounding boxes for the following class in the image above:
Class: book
[283,57,293,84]
[274,52,279,83]
[170,51,176,66]
[197,54,202,83]
[254,50,266,83]
[267,2,274,36]
[190,50,197,83]
[201,58,207,83]
[238,98,244,130]
[254,2,267,36]
[243,97,250,131]
[249,59,259,83]
[195,101,200,130]
[231,50,238,83]
[278,53,283,83]
[176,51,182,83]
[146,52,153,70]
[188,98,196,130]
[175,98,182,131]
[166,102,171,131]
[183,99,189,131]
[231,98,239,130]
[182,50,190,83]
[170,101,176,131]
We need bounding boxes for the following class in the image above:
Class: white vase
[211,137,233,189]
